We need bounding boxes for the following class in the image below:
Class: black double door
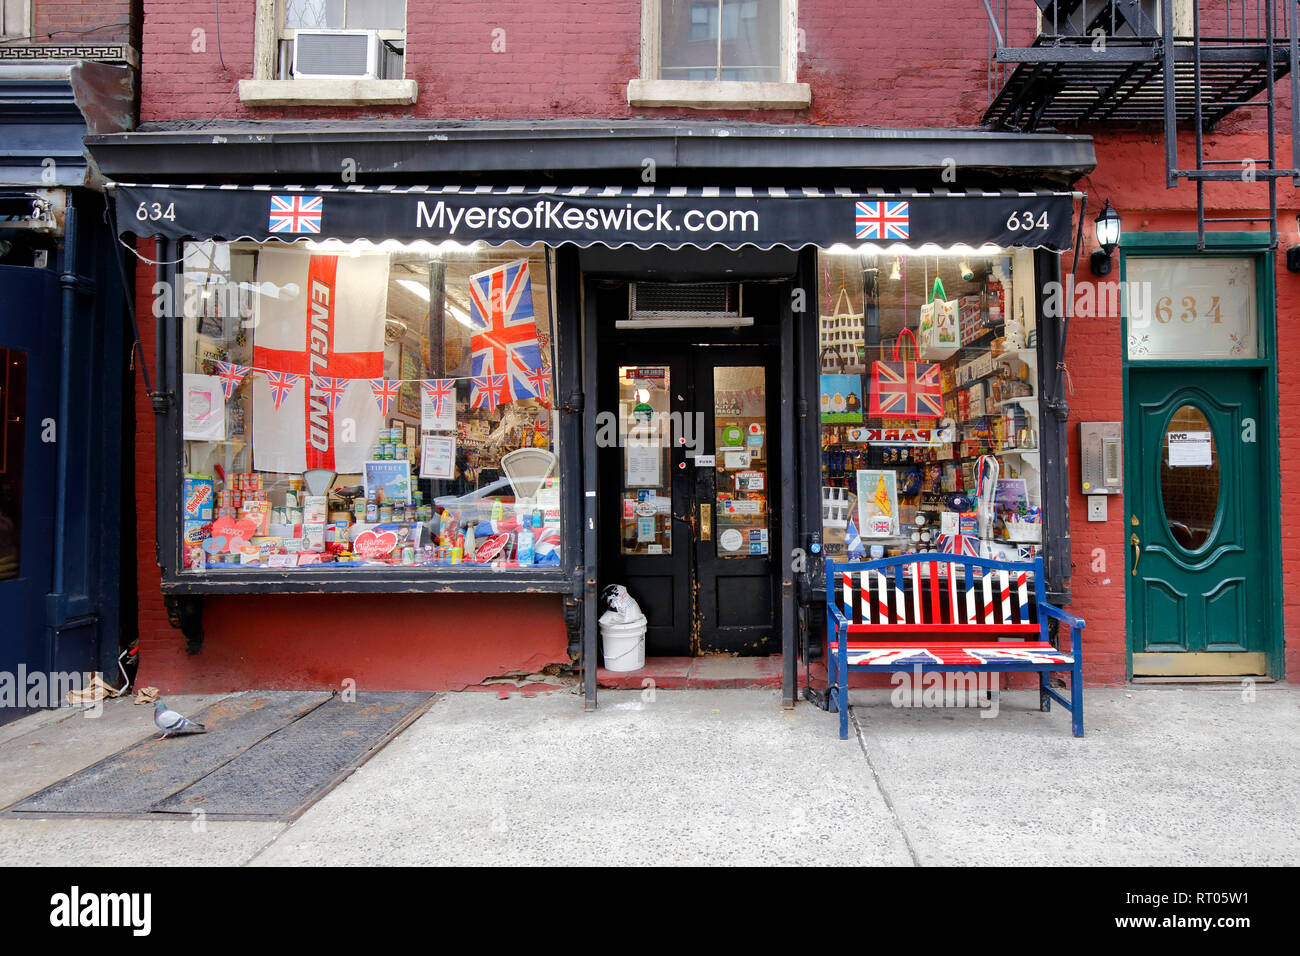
[598,341,780,657]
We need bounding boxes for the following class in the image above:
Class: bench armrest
[827,602,850,635]
[1040,602,1086,632]
[1040,602,1085,660]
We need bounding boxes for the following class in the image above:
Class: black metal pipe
[581,272,598,709]
[779,269,797,708]
[152,236,169,571]
[52,198,79,608]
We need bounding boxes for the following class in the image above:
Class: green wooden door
[1127,368,1268,674]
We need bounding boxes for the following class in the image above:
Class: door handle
[1130,532,1141,576]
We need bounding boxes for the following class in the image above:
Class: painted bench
[824,554,1085,738]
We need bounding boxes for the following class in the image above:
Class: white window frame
[1,0,30,39]
[628,0,810,110]
[241,0,417,107]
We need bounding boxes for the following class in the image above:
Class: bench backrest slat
[966,569,977,625]
[948,561,959,623]
[910,562,922,624]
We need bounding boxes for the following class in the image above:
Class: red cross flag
[252,249,389,474]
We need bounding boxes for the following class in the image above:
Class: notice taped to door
[1168,431,1212,467]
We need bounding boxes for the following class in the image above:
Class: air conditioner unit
[619,282,750,328]
[292,29,382,80]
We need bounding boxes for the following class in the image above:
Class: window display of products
[818,250,1042,560]
[179,241,561,573]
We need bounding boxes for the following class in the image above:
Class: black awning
[113,183,1079,252]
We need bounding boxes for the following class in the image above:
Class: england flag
[251,248,390,475]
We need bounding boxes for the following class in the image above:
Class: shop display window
[179,240,560,573]
[816,249,1042,562]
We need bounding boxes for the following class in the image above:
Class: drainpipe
[153,236,170,570]
[50,199,80,631]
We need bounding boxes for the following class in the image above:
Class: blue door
[0,266,60,722]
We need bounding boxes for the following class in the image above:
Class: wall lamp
[1090,199,1121,277]
[1287,214,1300,272]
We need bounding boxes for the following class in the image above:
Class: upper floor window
[2,0,29,39]
[241,0,416,106]
[662,0,780,82]
[629,0,809,109]
[278,0,406,80]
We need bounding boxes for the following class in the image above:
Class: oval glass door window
[1161,405,1219,551]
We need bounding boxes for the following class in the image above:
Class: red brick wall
[1068,131,1298,683]
[31,0,135,44]
[138,0,1017,125]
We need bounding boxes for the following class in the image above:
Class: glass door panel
[618,365,673,555]
[713,365,768,558]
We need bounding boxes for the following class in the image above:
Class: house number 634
[1005,210,1049,231]
[135,202,177,222]
[1154,296,1223,323]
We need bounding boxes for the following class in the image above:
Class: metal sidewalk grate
[5,690,438,821]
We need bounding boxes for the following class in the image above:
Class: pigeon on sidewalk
[154,699,207,739]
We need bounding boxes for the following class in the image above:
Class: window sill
[238,78,418,107]
[627,78,810,110]
[161,566,571,594]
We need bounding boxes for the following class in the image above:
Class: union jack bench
[824,554,1084,738]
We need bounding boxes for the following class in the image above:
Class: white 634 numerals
[136,202,176,222]
[1006,210,1049,231]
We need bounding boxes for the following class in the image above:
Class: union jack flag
[214,361,250,401]
[938,531,979,557]
[265,370,300,411]
[310,375,349,413]
[470,374,509,411]
[845,647,942,667]
[966,646,1074,665]
[524,366,551,403]
[421,378,456,417]
[269,194,323,234]
[369,378,401,417]
[869,360,943,419]
[468,259,543,401]
[855,200,909,241]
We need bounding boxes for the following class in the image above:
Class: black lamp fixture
[1090,199,1122,277]
[1287,214,1300,272]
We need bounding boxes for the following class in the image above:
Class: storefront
[90,121,1097,706]
[0,62,135,721]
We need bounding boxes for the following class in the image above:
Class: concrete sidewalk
[0,684,1296,865]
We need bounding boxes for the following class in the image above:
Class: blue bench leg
[838,646,850,740]
[1071,660,1084,738]
[826,637,839,714]
[1039,671,1051,712]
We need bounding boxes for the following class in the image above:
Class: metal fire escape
[983,0,1300,247]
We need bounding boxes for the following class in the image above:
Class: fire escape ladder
[1163,0,1300,248]
[985,1,1300,248]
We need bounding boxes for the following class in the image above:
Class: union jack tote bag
[869,328,943,420]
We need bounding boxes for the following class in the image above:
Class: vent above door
[620,282,749,329]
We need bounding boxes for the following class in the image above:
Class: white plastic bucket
[600,615,647,672]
